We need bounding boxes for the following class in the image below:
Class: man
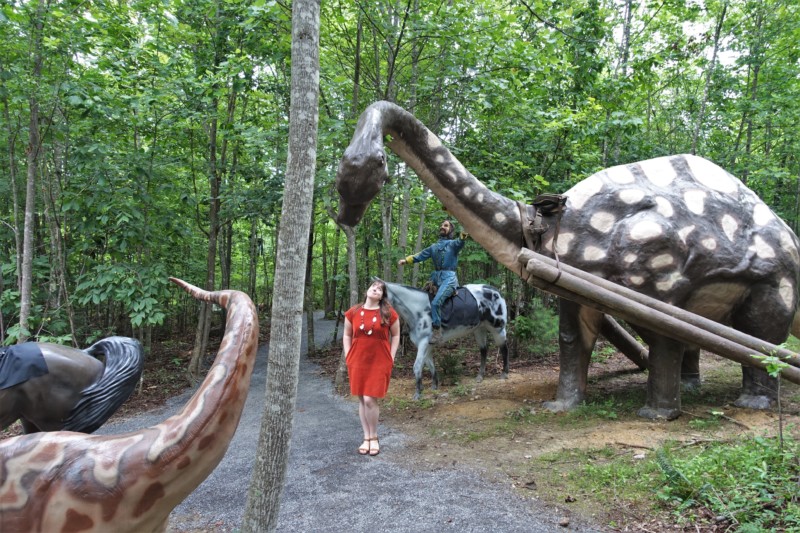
[398,219,468,344]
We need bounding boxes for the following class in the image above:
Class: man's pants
[431,282,456,328]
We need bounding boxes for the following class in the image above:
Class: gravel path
[99,312,601,532]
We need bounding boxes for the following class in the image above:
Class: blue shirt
[410,236,466,287]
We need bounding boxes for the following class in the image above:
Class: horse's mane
[62,337,144,433]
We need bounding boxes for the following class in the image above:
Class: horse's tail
[62,337,145,433]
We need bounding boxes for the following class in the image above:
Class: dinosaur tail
[62,337,145,433]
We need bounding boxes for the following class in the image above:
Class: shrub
[656,436,800,530]
[510,306,559,357]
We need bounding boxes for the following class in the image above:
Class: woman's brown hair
[360,279,393,325]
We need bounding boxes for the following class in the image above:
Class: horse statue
[0,337,144,434]
[382,279,509,399]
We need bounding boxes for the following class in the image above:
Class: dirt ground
[313,337,800,530]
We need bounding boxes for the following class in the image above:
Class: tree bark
[242,0,320,530]
[691,1,727,155]
[334,224,357,394]
[18,0,46,344]
[305,216,316,357]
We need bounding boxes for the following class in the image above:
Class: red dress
[345,305,398,398]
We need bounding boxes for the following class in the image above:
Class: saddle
[0,343,49,390]
[518,193,568,253]
[422,284,480,328]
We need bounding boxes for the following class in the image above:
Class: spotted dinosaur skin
[383,281,508,399]
[335,101,800,420]
[0,278,258,532]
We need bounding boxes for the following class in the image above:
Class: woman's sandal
[358,438,371,455]
[369,437,380,456]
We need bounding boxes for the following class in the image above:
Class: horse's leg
[473,329,488,383]
[20,418,41,434]
[488,326,509,379]
[0,389,21,431]
[426,345,438,391]
[412,344,427,400]
[498,334,509,380]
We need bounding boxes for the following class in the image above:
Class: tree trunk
[188,104,220,380]
[333,224,358,394]
[380,185,393,280]
[1,65,22,291]
[410,189,429,287]
[396,169,411,283]
[18,1,46,344]
[249,217,258,298]
[691,1,727,155]
[305,216,316,357]
[242,1,320,530]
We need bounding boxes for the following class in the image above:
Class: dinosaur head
[335,109,389,226]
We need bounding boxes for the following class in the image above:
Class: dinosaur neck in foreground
[0,278,259,532]
[370,102,525,276]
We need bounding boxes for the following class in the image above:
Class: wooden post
[517,248,800,385]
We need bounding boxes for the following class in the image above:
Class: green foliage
[437,350,463,386]
[656,437,800,530]
[74,264,170,330]
[510,307,559,356]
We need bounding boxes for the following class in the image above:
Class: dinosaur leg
[545,300,601,412]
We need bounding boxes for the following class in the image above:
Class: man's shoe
[429,327,443,345]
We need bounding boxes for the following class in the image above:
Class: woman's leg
[362,395,380,454]
[357,396,370,454]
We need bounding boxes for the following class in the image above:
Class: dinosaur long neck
[144,278,258,504]
[369,101,525,275]
[0,278,259,532]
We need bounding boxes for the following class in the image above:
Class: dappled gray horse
[383,280,508,399]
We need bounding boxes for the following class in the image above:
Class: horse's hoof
[475,375,483,383]
[413,393,421,401]
[500,372,508,380]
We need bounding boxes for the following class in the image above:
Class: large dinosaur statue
[0,278,258,532]
[335,100,800,420]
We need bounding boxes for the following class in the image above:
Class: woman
[343,279,400,456]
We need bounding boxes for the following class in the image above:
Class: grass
[527,434,800,531]
[385,396,434,411]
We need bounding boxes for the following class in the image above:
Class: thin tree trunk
[189,105,220,380]
[242,1,320,529]
[321,220,330,315]
[18,1,46,344]
[249,217,258,298]
[691,1,727,155]
[1,64,22,290]
[334,225,358,394]
[380,186,393,280]
[410,189,429,287]
[305,216,316,357]
[396,170,411,283]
